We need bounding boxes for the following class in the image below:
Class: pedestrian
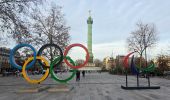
[82,70,85,78]
[76,70,80,82]
[16,70,20,77]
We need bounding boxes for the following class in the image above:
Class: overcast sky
[48,0,170,60]
[4,0,169,61]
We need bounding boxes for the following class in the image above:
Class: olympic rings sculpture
[9,43,89,84]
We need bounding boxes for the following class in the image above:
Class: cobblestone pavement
[0,72,170,100]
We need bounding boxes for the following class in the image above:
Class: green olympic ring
[50,56,77,83]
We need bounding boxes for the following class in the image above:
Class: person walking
[76,70,80,82]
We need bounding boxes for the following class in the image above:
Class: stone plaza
[0,72,170,100]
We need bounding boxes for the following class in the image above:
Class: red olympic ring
[64,43,89,69]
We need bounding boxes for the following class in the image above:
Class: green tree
[157,54,170,74]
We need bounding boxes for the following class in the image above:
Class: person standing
[76,70,80,82]
[82,70,85,78]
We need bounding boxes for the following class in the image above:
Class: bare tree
[0,0,42,44]
[76,59,85,65]
[30,6,70,49]
[127,21,158,67]
[28,6,70,60]
[94,59,103,67]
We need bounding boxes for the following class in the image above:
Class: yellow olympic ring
[22,56,49,84]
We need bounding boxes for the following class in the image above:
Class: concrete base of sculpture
[47,84,74,92]
[121,85,160,90]
[17,85,50,93]
[85,63,95,67]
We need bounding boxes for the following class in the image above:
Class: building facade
[0,47,11,73]
[103,57,116,70]
[115,55,126,68]
[0,47,21,74]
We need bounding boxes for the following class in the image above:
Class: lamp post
[144,34,151,87]
[49,33,53,62]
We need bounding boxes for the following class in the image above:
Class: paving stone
[0,73,169,100]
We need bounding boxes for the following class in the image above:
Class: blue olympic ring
[9,44,37,70]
